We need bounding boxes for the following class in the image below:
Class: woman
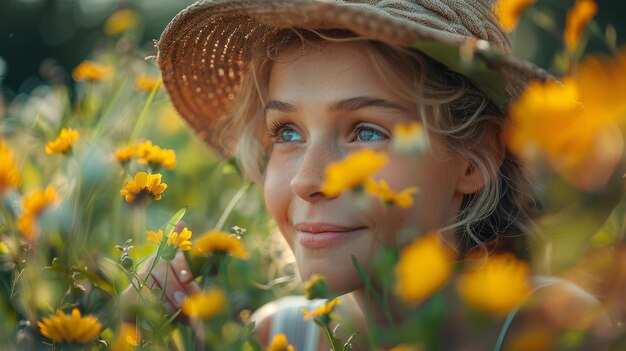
[149,1,611,349]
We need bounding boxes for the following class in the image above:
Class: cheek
[263,158,295,245]
[372,155,459,243]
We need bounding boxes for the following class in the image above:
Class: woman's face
[263,42,472,293]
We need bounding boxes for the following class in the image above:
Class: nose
[290,140,341,202]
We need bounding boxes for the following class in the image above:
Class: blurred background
[1,0,625,100]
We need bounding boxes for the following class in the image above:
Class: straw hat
[157,0,550,155]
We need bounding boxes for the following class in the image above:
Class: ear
[455,124,505,195]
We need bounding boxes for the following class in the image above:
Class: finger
[171,250,193,284]
[158,263,191,309]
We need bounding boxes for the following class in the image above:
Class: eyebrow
[264,96,408,115]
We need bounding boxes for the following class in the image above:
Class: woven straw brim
[157,0,550,155]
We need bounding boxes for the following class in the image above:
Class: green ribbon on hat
[411,40,507,110]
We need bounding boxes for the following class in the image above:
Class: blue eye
[279,128,304,143]
[353,126,387,142]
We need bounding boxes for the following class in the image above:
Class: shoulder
[503,276,613,348]
[250,296,324,348]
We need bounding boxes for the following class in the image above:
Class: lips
[294,222,366,249]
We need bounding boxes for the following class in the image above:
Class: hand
[124,250,200,314]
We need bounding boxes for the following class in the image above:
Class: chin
[299,264,363,296]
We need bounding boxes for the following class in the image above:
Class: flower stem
[215,181,251,231]
[129,80,161,143]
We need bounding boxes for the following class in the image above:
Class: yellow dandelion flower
[38,308,102,344]
[0,241,10,255]
[457,254,531,316]
[493,0,537,32]
[395,233,454,304]
[110,323,141,351]
[146,229,164,245]
[72,60,113,82]
[507,50,626,189]
[365,178,419,209]
[113,144,137,164]
[321,149,388,197]
[181,288,226,320]
[136,141,176,170]
[45,128,79,155]
[104,9,139,36]
[564,0,597,52]
[267,333,295,351]
[18,186,59,241]
[301,298,341,321]
[120,172,168,204]
[0,141,21,194]
[191,230,249,260]
[134,75,161,92]
[389,345,423,351]
[506,327,555,351]
[393,121,427,154]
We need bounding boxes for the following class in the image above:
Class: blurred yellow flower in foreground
[365,178,418,209]
[45,128,79,155]
[72,61,113,82]
[267,333,295,351]
[110,323,141,351]
[301,298,342,321]
[104,9,139,36]
[146,227,193,260]
[321,149,388,197]
[393,121,426,154]
[0,141,20,194]
[134,75,162,92]
[493,0,537,32]
[506,327,555,351]
[564,0,597,52]
[120,172,167,204]
[136,140,176,170]
[114,144,138,164]
[181,288,226,320]
[457,254,530,316]
[507,49,626,189]
[395,233,454,304]
[18,186,58,241]
[38,308,102,344]
[191,230,249,260]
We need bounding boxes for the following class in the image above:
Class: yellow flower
[136,141,176,170]
[395,233,454,304]
[113,144,137,164]
[301,298,341,321]
[564,0,597,52]
[18,186,59,241]
[493,0,537,32]
[365,178,418,209]
[507,50,626,189]
[389,345,423,351]
[38,308,102,344]
[120,172,168,204]
[457,254,530,316]
[267,333,295,351]
[393,121,427,154]
[45,128,79,155]
[146,228,193,251]
[104,9,139,36]
[191,230,249,260]
[72,60,113,82]
[506,327,555,351]
[110,323,141,351]
[0,141,20,194]
[0,242,9,255]
[134,75,162,92]
[181,288,226,320]
[321,149,388,197]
